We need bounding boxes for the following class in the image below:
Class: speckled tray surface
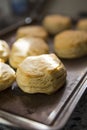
[0,32,87,130]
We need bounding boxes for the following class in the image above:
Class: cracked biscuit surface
[16,54,66,94]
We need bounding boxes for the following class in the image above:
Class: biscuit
[9,37,49,68]
[54,30,87,58]
[42,15,72,35]
[16,53,66,94]
[0,62,15,91]
[17,25,48,40]
[0,40,10,62]
[77,19,87,31]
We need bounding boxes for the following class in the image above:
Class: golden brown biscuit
[42,15,72,35]
[9,37,49,68]
[0,62,15,91]
[54,30,87,58]
[77,19,87,31]
[17,25,48,40]
[0,40,10,62]
[16,53,66,94]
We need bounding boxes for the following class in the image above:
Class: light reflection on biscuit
[0,40,10,62]
[9,37,49,68]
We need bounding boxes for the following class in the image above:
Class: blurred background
[0,0,87,33]
[0,0,87,17]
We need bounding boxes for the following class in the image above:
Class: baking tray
[0,30,87,130]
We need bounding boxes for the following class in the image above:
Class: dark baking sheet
[0,32,87,130]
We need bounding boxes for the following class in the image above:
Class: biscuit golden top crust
[54,30,87,58]
[42,15,71,34]
[16,53,66,94]
[18,54,62,77]
[55,30,87,46]
[0,63,15,80]
[17,25,48,39]
[12,37,49,55]
[0,62,15,91]
[0,40,10,62]
[77,19,87,30]
[43,15,71,24]
[9,37,49,68]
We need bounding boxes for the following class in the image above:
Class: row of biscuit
[43,15,87,34]
[0,52,66,94]
[17,15,87,36]
[0,14,87,94]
